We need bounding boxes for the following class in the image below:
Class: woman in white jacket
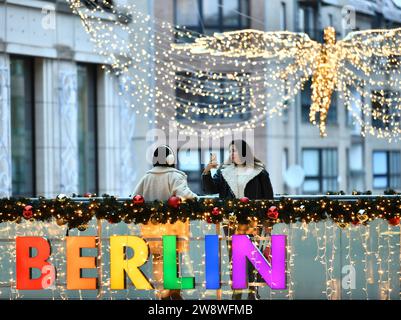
[133,145,197,300]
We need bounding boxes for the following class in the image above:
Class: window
[81,0,113,12]
[175,0,250,42]
[280,2,287,30]
[175,71,252,123]
[371,90,400,130]
[77,64,99,195]
[10,56,35,197]
[298,4,317,40]
[282,148,289,193]
[346,88,364,133]
[347,144,365,191]
[177,148,226,195]
[302,148,338,194]
[328,14,333,27]
[373,151,401,189]
[301,79,337,125]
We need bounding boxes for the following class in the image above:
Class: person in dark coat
[202,140,274,300]
[202,141,273,200]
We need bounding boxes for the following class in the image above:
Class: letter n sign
[231,235,286,290]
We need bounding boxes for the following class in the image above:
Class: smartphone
[210,153,216,163]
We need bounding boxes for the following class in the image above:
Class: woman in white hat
[133,145,197,300]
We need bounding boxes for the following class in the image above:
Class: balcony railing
[0,195,398,300]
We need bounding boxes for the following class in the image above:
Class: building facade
[154,0,401,196]
[0,0,152,198]
[0,0,400,198]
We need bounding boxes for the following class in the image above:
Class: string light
[67,1,401,139]
[65,0,315,137]
[175,25,401,140]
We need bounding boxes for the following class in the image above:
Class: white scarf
[221,164,263,198]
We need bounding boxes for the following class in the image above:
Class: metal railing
[24,194,401,202]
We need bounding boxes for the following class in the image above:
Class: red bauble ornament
[167,196,181,209]
[239,197,250,203]
[211,207,221,216]
[83,192,92,198]
[389,217,400,226]
[23,205,33,220]
[267,206,279,219]
[132,194,145,205]
[351,220,360,226]
[263,246,272,263]
[206,216,213,224]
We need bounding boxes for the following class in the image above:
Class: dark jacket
[202,165,274,200]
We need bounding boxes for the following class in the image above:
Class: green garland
[0,191,400,230]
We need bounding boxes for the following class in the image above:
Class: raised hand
[203,153,218,174]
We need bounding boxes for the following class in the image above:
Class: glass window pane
[307,7,315,30]
[373,152,388,175]
[303,179,319,193]
[223,149,230,163]
[77,64,98,195]
[390,151,401,188]
[390,151,400,175]
[303,150,319,176]
[203,0,219,26]
[371,90,390,130]
[178,149,200,171]
[10,57,34,197]
[280,2,286,30]
[327,92,337,124]
[374,177,388,189]
[223,0,239,26]
[301,79,312,122]
[176,0,199,26]
[298,8,305,31]
[240,0,250,27]
[323,178,337,193]
[390,175,401,189]
[349,144,363,171]
[322,149,337,176]
[348,88,363,131]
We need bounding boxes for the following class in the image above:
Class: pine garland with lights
[0,191,400,230]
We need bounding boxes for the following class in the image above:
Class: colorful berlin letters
[15,234,287,290]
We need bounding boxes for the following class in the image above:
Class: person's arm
[171,173,197,199]
[202,153,220,194]
[259,170,274,234]
[260,170,274,200]
[202,169,222,194]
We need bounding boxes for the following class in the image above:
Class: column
[0,54,11,197]
[58,61,78,195]
[35,58,59,197]
[97,69,120,196]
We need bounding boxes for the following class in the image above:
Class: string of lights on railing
[0,192,400,231]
